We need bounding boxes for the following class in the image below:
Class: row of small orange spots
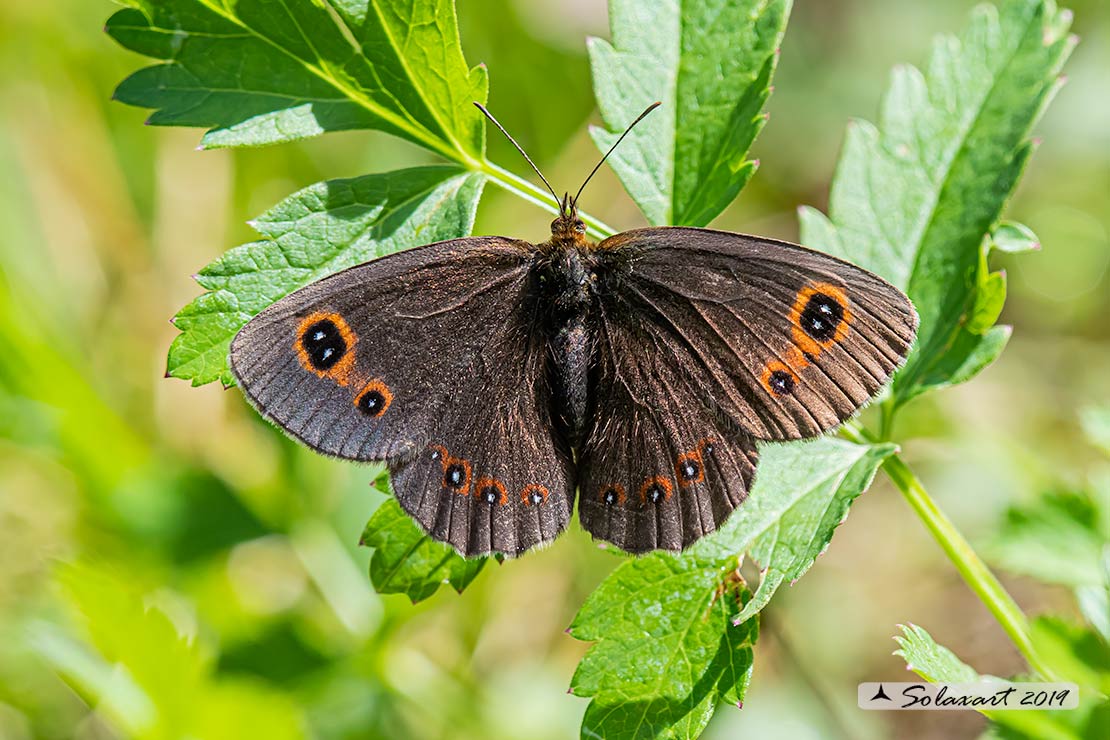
[429,445,548,507]
[600,439,716,506]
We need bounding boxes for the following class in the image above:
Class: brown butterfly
[230,103,918,556]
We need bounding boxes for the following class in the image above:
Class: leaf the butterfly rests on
[798,0,1074,406]
[361,498,486,603]
[169,167,485,386]
[569,555,757,739]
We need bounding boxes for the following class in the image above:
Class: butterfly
[229,103,918,557]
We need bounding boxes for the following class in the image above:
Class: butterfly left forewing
[230,236,574,558]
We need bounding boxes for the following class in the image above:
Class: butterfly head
[550,192,588,245]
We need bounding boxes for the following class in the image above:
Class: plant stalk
[841,425,1058,681]
[480,161,617,239]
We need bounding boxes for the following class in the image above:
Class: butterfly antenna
[474,102,561,210]
[573,101,661,206]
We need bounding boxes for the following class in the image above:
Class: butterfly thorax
[544,193,593,252]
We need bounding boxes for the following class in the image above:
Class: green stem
[480,160,617,239]
[841,425,1058,681]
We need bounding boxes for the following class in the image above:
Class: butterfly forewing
[598,227,918,441]
[230,237,575,557]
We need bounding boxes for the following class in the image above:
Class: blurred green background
[1,1,1107,738]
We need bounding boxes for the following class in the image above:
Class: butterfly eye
[574,220,586,233]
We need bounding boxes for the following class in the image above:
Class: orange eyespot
[354,379,392,417]
[295,312,358,384]
[521,484,549,506]
[675,449,705,486]
[599,484,626,507]
[762,360,798,397]
[639,476,673,505]
[789,282,852,358]
[431,445,472,495]
[475,477,508,506]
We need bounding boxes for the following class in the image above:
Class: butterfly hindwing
[230,237,575,557]
[577,311,759,552]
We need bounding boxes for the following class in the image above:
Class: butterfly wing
[576,309,760,553]
[230,237,575,557]
[577,226,917,552]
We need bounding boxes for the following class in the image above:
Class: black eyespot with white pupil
[301,319,346,370]
[768,370,795,396]
[645,484,667,504]
[444,464,466,489]
[680,460,700,481]
[479,486,499,504]
[800,293,844,342]
[603,487,620,506]
[358,390,386,416]
[528,490,544,505]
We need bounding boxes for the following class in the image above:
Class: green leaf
[1030,617,1110,695]
[107,0,487,158]
[569,556,756,739]
[798,0,1075,405]
[359,498,485,603]
[988,490,1110,589]
[566,438,890,737]
[588,0,790,226]
[896,624,1110,740]
[40,562,305,740]
[1077,574,1110,646]
[894,623,982,683]
[166,166,485,386]
[692,438,897,624]
[990,221,1042,253]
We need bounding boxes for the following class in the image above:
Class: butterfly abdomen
[534,247,600,444]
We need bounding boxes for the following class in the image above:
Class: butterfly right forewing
[595,227,918,441]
